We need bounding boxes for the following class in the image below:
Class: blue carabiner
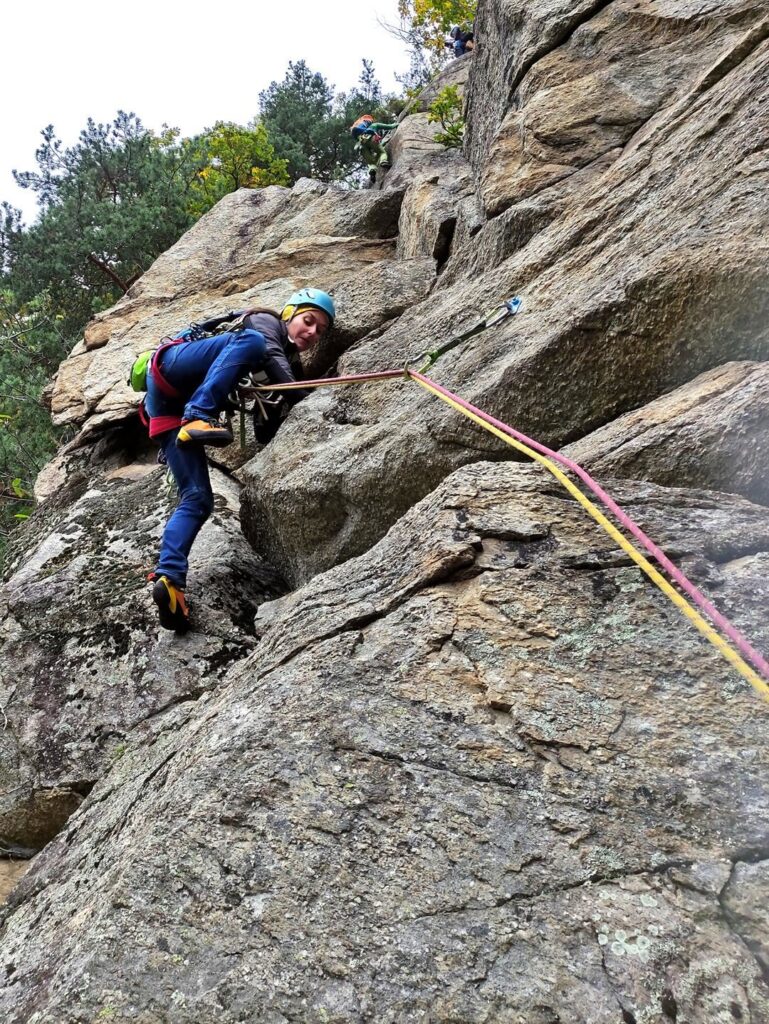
[485,296,522,327]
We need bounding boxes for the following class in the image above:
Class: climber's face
[288,309,330,351]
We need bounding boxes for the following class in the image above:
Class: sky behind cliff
[3,0,410,222]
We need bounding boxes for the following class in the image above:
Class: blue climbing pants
[158,329,267,423]
[154,431,213,588]
[146,330,267,587]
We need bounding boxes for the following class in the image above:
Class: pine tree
[259,61,337,182]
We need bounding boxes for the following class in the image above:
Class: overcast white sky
[2,0,411,223]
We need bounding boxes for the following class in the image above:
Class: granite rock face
[1,0,769,1016]
[465,1,769,205]
[0,456,285,852]
[1,466,768,1022]
[38,1,769,587]
[243,0,769,583]
[564,361,769,506]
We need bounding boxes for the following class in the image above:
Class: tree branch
[86,253,131,293]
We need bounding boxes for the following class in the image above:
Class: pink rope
[411,371,769,682]
[247,365,769,681]
[244,369,406,392]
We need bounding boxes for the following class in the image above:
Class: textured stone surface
[382,113,472,194]
[0,864,27,905]
[395,176,474,267]
[471,1,767,217]
[723,860,769,976]
[49,181,406,436]
[390,59,476,270]
[91,181,404,322]
[564,361,769,505]
[244,3,769,583]
[465,1,768,180]
[0,457,285,852]
[3,2,769,1014]
[301,256,437,378]
[1,465,768,1022]
[33,420,148,503]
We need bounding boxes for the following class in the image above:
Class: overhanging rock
[563,361,769,507]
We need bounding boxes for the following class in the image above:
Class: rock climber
[144,288,335,634]
[446,26,475,57]
[350,114,398,185]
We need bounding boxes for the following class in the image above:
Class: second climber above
[350,114,398,185]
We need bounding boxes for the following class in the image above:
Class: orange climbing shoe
[152,575,191,634]
[176,418,233,448]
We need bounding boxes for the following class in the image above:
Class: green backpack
[128,349,154,392]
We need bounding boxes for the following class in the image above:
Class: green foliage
[259,61,338,182]
[260,60,399,185]
[184,121,289,219]
[8,113,201,336]
[427,85,465,148]
[0,290,73,567]
[11,478,30,519]
[408,0,476,35]
[5,113,291,337]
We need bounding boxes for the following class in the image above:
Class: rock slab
[564,361,769,506]
[0,458,285,852]
[1,465,768,1022]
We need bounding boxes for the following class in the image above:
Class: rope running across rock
[240,354,769,702]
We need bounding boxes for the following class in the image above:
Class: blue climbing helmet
[281,288,336,326]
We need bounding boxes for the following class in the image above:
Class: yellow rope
[246,371,768,700]
[411,375,769,702]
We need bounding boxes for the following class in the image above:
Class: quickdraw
[407,296,522,372]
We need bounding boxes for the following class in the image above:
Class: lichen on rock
[1,0,769,1019]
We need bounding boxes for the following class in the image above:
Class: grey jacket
[242,312,310,405]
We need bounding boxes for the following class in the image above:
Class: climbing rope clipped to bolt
[239,297,769,703]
